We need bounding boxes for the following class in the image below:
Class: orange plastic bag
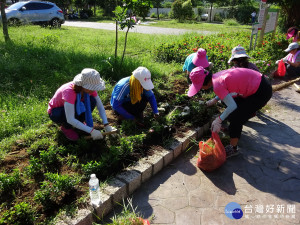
[277,59,286,77]
[196,132,226,172]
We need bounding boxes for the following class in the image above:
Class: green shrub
[159,13,167,19]
[25,156,43,178]
[34,173,79,210]
[150,12,157,18]
[171,0,184,21]
[0,169,22,200]
[214,13,223,22]
[82,161,103,177]
[223,18,239,26]
[162,2,172,8]
[154,32,288,78]
[0,202,36,225]
[39,145,61,171]
[182,0,194,20]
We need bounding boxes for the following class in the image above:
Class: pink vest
[286,50,300,63]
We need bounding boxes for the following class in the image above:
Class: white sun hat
[73,68,105,91]
[228,45,250,63]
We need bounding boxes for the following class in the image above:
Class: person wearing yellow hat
[110,67,159,122]
[48,68,115,141]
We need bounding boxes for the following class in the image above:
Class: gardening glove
[91,129,103,140]
[275,60,280,65]
[154,112,160,119]
[206,98,218,107]
[104,125,113,133]
[211,116,222,133]
[104,125,117,137]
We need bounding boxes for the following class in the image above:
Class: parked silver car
[1,1,65,27]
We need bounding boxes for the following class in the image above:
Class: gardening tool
[293,83,300,93]
[272,77,300,92]
[85,128,118,140]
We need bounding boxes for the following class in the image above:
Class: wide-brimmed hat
[228,45,250,63]
[284,42,299,52]
[73,68,105,91]
[286,27,299,42]
[188,66,208,97]
[133,67,154,90]
[192,48,209,68]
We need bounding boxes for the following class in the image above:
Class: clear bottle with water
[89,174,101,206]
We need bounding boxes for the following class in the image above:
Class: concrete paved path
[105,81,300,225]
[62,21,215,35]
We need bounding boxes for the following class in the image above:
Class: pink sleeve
[90,91,98,97]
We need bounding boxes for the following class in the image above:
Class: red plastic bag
[196,132,226,172]
[277,59,286,77]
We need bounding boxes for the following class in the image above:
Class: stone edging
[56,122,211,225]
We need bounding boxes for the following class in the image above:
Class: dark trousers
[49,96,96,129]
[120,96,148,119]
[227,76,272,139]
[286,64,300,78]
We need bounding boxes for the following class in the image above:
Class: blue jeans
[49,96,96,129]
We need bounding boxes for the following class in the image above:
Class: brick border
[56,122,210,225]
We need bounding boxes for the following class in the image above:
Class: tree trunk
[209,3,213,22]
[156,7,159,20]
[94,3,96,17]
[115,20,118,64]
[0,0,10,42]
[121,26,129,67]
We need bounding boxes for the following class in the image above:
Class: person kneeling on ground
[228,45,260,72]
[110,67,159,123]
[48,68,114,141]
[274,42,300,78]
[188,67,272,158]
[183,48,213,83]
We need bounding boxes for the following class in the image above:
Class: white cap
[90,174,96,178]
[73,68,105,91]
[133,67,154,90]
[228,45,250,63]
[284,42,299,52]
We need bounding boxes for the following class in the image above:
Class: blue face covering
[76,93,93,128]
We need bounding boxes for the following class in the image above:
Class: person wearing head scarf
[110,67,159,121]
[48,68,114,141]
[182,48,213,83]
[228,45,260,72]
[188,67,272,158]
[274,42,300,78]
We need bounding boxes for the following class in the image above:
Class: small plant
[0,169,22,201]
[0,202,36,225]
[99,198,151,225]
[223,18,239,26]
[81,161,103,178]
[150,12,157,18]
[25,156,43,178]
[39,145,62,171]
[34,173,80,210]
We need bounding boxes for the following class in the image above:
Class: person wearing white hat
[228,45,260,72]
[275,42,300,78]
[48,68,115,141]
[110,67,159,122]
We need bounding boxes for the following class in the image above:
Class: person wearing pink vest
[187,67,272,158]
[275,42,300,78]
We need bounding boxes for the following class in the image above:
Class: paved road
[104,81,300,225]
[62,21,216,35]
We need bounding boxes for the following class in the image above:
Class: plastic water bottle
[89,174,101,206]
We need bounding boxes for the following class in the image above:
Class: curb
[56,122,211,225]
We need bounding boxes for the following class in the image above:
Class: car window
[24,3,53,10]
[7,2,25,10]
